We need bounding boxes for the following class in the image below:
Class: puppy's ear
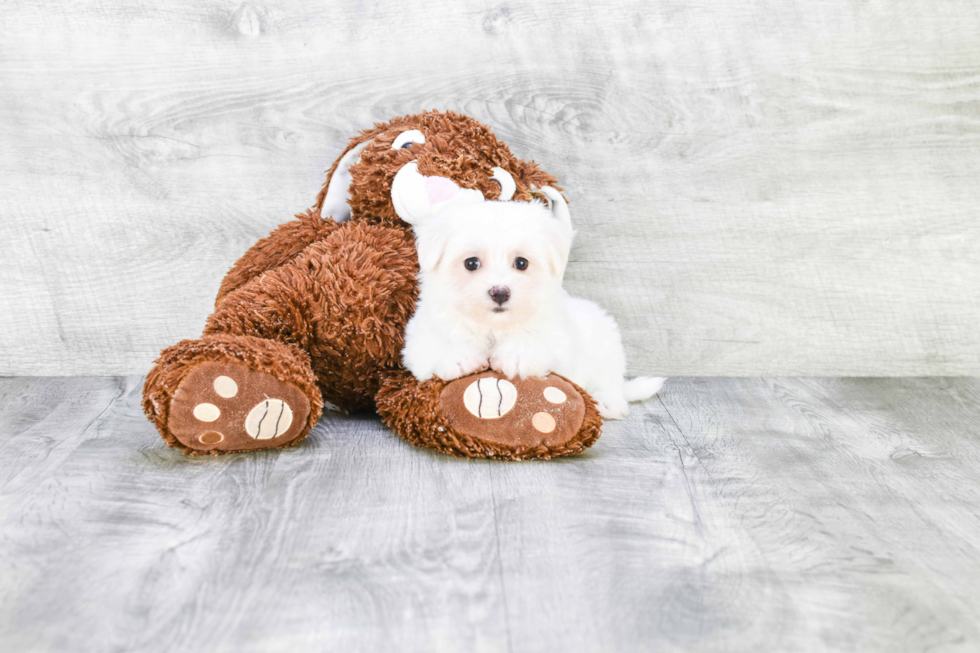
[531,186,574,276]
[543,239,572,277]
[415,225,450,272]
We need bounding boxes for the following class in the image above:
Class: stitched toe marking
[463,377,517,419]
[245,399,294,439]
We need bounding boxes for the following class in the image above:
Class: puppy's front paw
[490,352,551,380]
[594,393,630,420]
[434,351,490,382]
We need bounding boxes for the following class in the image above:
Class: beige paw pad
[245,399,294,439]
[532,412,556,433]
[213,376,238,398]
[463,377,517,419]
[543,386,567,404]
[193,403,221,422]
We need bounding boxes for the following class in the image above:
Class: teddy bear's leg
[144,263,329,455]
[143,334,323,454]
[215,209,340,304]
[375,370,604,460]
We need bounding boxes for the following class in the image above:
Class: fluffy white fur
[402,195,664,419]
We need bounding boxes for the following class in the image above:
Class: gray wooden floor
[2,377,979,652]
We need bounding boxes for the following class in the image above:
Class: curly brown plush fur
[316,111,562,228]
[142,109,603,458]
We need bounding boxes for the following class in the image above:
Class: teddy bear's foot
[376,370,603,460]
[168,361,311,453]
[441,372,590,449]
[143,335,322,455]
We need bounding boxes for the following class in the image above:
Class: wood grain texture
[2,376,980,651]
[1,1,979,376]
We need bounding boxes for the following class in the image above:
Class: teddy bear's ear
[320,138,375,222]
[534,186,572,231]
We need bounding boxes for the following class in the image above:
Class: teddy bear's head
[314,110,563,228]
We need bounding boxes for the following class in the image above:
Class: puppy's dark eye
[514,257,528,271]
[400,142,414,149]
[464,257,481,271]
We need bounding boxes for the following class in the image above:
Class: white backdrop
[2,0,979,376]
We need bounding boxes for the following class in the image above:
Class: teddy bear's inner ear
[321,138,374,222]
[534,186,572,232]
[490,167,516,201]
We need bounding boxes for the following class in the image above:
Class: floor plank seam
[487,465,515,653]
[656,394,715,483]
[1,378,127,493]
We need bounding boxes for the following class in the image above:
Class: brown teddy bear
[142,110,603,460]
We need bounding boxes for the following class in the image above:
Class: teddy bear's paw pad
[244,399,294,439]
[462,377,517,418]
[440,372,586,448]
[168,361,310,452]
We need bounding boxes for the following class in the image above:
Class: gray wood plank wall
[2,0,978,376]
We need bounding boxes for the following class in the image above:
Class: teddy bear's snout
[423,176,460,204]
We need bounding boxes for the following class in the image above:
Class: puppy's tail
[623,376,666,402]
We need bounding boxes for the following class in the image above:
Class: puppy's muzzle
[489,286,510,306]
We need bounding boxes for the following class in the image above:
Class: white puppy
[402,187,664,419]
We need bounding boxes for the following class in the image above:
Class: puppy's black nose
[489,286,510,305]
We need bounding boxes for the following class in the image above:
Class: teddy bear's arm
[215,209,341,305]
